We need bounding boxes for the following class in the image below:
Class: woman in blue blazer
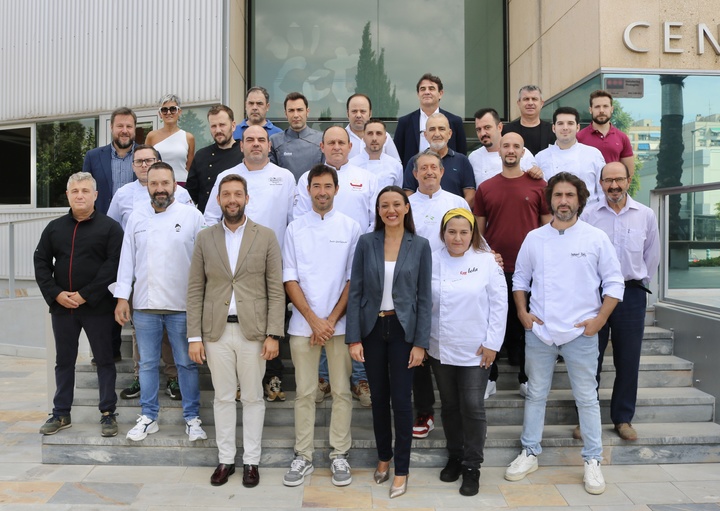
[346,185,432,499]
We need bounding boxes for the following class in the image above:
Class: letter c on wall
[623,22,650,52]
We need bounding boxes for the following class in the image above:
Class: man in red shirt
[473,133,552,398]
[577,90,634,177]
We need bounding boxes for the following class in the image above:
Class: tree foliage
[178,109,212,148]
[36,121,96,207]
[354,22,399,118]
[611,100,641,196]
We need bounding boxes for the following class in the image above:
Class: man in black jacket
[34,171,124,437]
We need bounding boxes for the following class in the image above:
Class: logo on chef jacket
[175,224,181,232]
[459,267,478,276]
[423,214,436,225]
[571,252,586,258]
[268,177,283,186]
[349,181,364,191]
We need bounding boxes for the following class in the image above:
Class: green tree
[178,109,212,148]
[36,121,95,207]
[354,22,399,118]
[318,107,332,121]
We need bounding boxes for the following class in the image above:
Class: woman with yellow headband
[428,207,508,497]
[346,185,432,499]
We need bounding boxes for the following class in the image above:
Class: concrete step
[41,421,720,467]
[66,386,715,426]
[74,354,692,392]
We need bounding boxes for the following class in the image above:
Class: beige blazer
[187,217,285,343]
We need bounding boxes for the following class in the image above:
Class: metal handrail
[2,214,63,299]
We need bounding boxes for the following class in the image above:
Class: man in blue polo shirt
[232,86,283,142]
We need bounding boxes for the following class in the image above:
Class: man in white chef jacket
[505,172,624,496]
[114,162,207,443]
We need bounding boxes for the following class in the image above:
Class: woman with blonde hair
[146,94,195,185]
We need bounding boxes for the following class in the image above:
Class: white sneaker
[126,414,159,441]
[186,417,207,441]
[484,381,497,400]
[583,459,606,494]
[504,449,538,481]
[519,382,529,397]
[330,455,352,486]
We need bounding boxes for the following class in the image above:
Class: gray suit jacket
[346,230,432,348]
[186,217,285,343]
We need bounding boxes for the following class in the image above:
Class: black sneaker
[459,467,480,496]
[166,377,182,400]
[120,377,141,399]
[39,414,71,435]
[100,411,118,437]
[440,457,463,482]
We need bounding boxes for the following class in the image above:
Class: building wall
[0,0,225,123]
[507,0,720,116]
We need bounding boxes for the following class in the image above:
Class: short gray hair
[518,85,543,100]
[159,94,182,107]
[67,172,97,191]
[412,149,444,173]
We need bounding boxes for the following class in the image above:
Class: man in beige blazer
[187,174,285,488]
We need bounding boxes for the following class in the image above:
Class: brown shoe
[572,425,582,440]
[243,464,260,488]
[210,463,235,486]
[615,423,637,441]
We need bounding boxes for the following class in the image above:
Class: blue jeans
[319,347,367,385]
[522,330,602,462]
[133,310,200,421]
[598,286,647,424]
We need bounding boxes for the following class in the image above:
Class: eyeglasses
[132,158,158,167]
[601,177,628,184]
[159,106,179,115]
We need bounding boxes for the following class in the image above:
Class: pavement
[1,354,719,510]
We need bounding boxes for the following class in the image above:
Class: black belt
[227,315,239,323]
[625,280,651,294]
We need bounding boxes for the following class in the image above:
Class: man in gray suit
[187,174,285,489]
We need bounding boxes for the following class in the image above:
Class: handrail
[3,213,63,299]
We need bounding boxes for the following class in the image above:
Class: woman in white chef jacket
[428,208,508,497]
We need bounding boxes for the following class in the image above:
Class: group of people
[34,75,659,499]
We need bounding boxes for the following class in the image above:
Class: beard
[592,115,610,125]
[222,204,246,224]
[150,191,174,209]
[113,135,135,150]
[606,187,626,204]
[429,141,446,152]
[553,205,578,222]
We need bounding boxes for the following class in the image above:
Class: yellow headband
[442,208,475,229]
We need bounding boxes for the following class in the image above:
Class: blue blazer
[82,143,137,214]
[346,230,432,349]
[393,108,467,168]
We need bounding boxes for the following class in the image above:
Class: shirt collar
[598,194,639,214]
[111,143,135,159]
[286,126,311,139]
[222,216,247,235]
[309,207,336,220]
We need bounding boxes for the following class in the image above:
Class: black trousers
[51,313,117,416]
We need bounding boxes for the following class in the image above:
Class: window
[36,118,97,208]
[0,127,32,205]
[249,0,506,122]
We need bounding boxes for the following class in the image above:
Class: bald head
[241,124,271,168]
[321,126,352,168]
[498,133,525,168]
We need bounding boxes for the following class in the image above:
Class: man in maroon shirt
[473,133,552,398]
[577,90,634,177]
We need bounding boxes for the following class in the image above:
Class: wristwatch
[267,334,282,341]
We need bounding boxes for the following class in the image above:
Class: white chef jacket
[535,141,605,203]
[513,220,625,346]
[346,125,401,162]
[408,188,470,253]
[107,180,193,230]
[468,146,537,186]
[282,208,360,337]
[114,200,207,311]
[203,161,295,249]
[294,162,378,233]
[581,195,660,285]
[349,151,403,190]
[429,248,508,366]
